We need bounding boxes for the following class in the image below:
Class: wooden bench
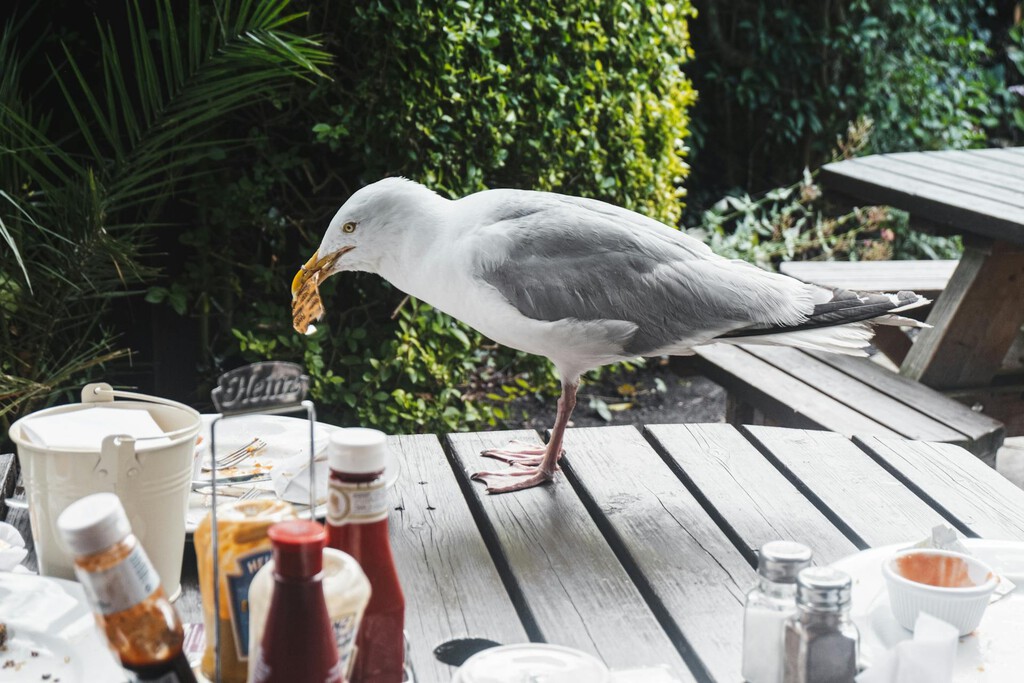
[691,344,1005,464]
[778,259,958,299]
[779,259,958,363]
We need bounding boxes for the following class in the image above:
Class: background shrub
[686,0,1022,208]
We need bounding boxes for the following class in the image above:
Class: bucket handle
[82,383,200,441]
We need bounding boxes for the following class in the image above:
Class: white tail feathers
[717,322,875,357]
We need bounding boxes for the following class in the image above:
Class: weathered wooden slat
[744,347,967,445]
[693,345,904,438]
[387,434,529,683]
[856,155,1024,209]
[901,240,1024,389]
[820,158,1024,243]
[892,152,1024,195]
[811,352,1004,457]
[445,430,695,680]
[560,426,755,682]
[971,148,1024,168]
[833,158,1024,224]
[742,427,951,546]
[855,436,1024,541]
[645,424,859,564]
[778,259,956,295]
[944,149,1024,185]
[0,453,17,521]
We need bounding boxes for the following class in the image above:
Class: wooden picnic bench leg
[901,239,1024,389]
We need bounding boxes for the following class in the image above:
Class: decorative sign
[211,361,309,415]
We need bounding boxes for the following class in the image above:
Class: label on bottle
[74,543,160,615]
[333,612,359,677]
[226,548,273,658]
[327,478,388,525]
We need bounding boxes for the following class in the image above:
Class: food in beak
[290,248,351,334]
[292,269,324,335]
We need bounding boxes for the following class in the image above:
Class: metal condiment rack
[207,361,318,683]
[206,361,415,683]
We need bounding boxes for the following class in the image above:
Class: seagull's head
[291,177,441,297]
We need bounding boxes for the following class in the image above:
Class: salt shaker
[783,567,859,683]
[741,541,813,683]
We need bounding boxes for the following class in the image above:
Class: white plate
[186,415,398,533]
[0,573,126,682]
[831,539,1024,681]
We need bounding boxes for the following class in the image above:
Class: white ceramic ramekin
[883,548,998,636]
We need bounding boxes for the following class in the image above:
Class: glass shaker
[783,567,859,683]
[742,541,813,683]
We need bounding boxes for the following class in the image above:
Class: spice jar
[249,546,372,680]
[57,493,197,682]
[742,541,813,683]
[783,567,859,683]
[194,498,294,682]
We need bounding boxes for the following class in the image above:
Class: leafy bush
[196,0,699,432]
[687,0,1010,199]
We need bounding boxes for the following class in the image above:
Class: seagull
[292,178,926,494]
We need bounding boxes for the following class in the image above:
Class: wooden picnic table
[820,149,1024,394]
[4,423,1024,682]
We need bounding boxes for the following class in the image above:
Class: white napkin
[856,613,958,683]
[0,522,30,572]
[271,451,329,506]
[20,407,170,450]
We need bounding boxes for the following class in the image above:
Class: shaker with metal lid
[783,567,859,683]
[742,541,813,683]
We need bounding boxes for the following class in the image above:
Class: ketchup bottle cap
[268,520,326,579]
[328,428,387,473]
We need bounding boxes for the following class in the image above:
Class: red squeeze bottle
[326,428,405,683]
[252,520,343,683]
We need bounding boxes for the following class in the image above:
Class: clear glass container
[742,541,812,683]
[783,567,859,683]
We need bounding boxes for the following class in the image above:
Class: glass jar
[783,567,859,683]
[742,541,813,683]
[57,493,197,682]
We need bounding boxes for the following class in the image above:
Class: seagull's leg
[472,380,578,493]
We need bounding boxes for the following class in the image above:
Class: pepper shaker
[783,567,859,683]
[742,541,813,683]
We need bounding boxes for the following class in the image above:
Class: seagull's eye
[342,222,357,234]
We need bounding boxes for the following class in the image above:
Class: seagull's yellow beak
[291,247,354,299]
[291,251,320,298]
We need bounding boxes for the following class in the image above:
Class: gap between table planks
[446,430,700,682]
[855,436,1024,541]
[644,423,859,566]
[385,434,528,683]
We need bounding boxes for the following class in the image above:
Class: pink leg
[480,439,564,467]
[472,380,578,494]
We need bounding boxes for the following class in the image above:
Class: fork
[238,488,265,501]
[203,437,267,471]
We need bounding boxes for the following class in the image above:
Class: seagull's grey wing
[470,192,817,355]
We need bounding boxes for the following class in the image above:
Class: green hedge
[687,0,1015,201]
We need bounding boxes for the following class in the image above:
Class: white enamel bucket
[9,383,200,599]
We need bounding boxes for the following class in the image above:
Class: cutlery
[192,473,271,489]
[201,437,267,470]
